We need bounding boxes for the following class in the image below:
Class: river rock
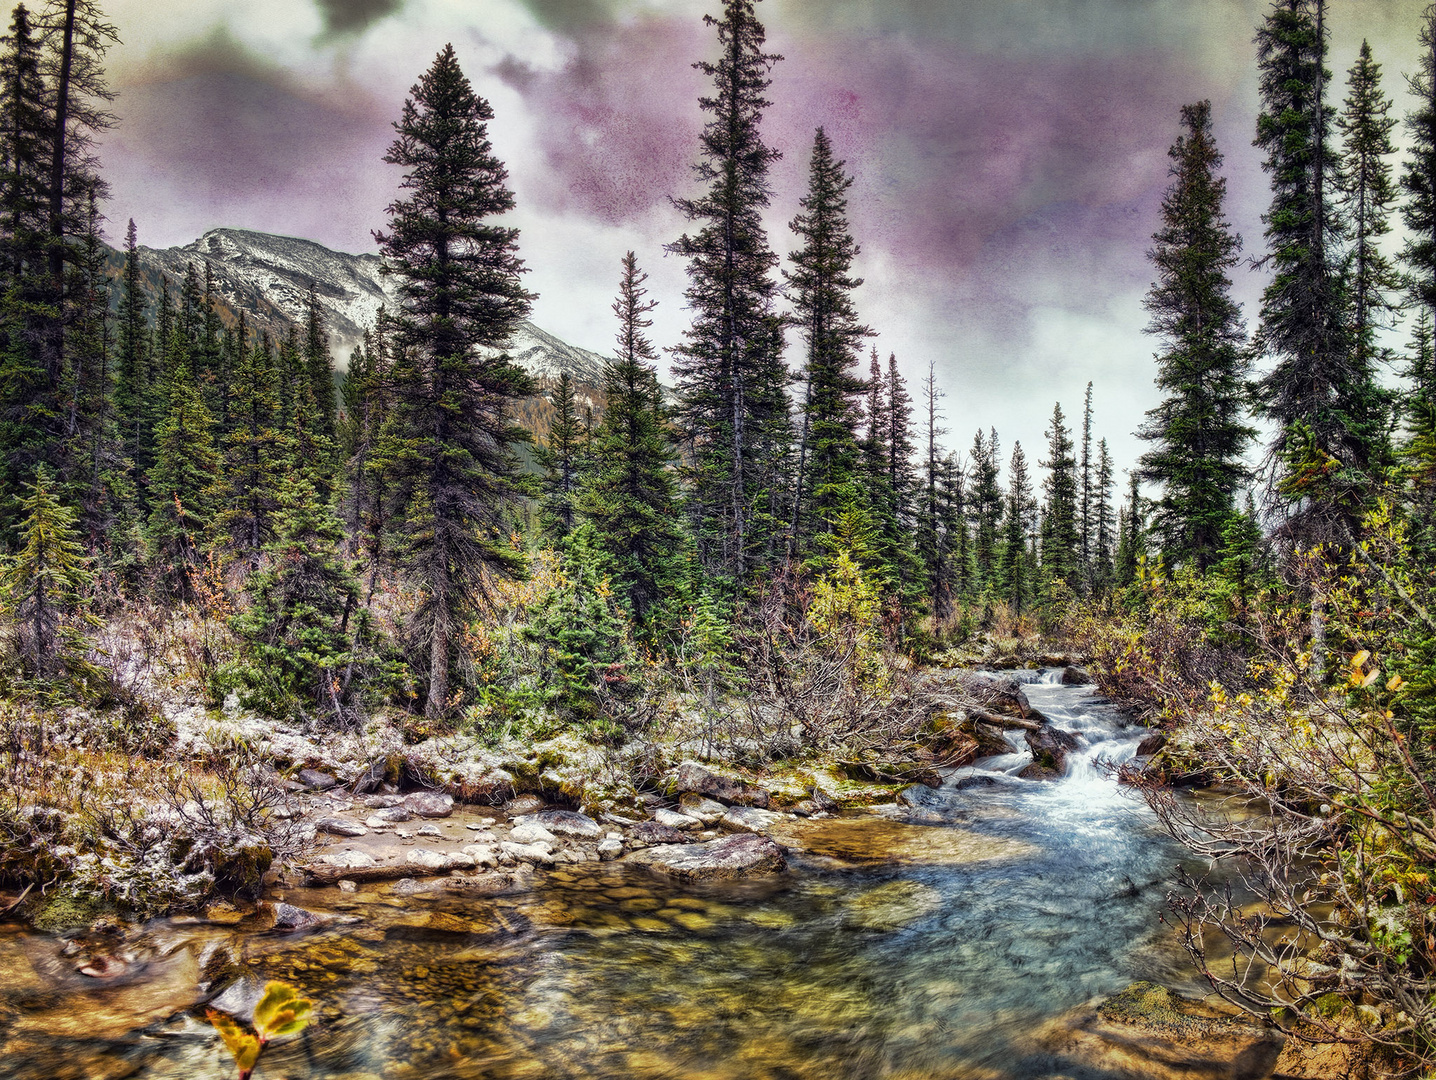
[677,794,728,825]
[897,784,964,815]
[296,768,338,791]
[630,820,688,845]
[1061,665,1094,686]
[462,844,500,868]
[1037,981,1284,1080]
[1017,763,1060,781]
[530,810,603,839]
[505,794,547,816]
[406,848,475,871]
[1136,732,1168,757]
[971,720,1016,757]
[510,821,557,845]
[654,807,702,831]
[719,805,784,834]
[672,760,772,808]
[268,902,328,932]
[628,833,786,881]
[500,840,555,866]
[403,791,455,818]
[208,974,270,1021]
[316,817,368,838]
[371,806,413,823]
[1025,726,1080,773]
[316,849,377,870]
[597,838,623,861]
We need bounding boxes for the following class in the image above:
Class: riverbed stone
[677,794,727,825]
[510,822,557,845]
[361,794,404,809]
[1136,732,1168,757]
[597,838,623,861]
[268,902,328,932]
[505,794,546,816]
[316,849,377,870]
[403,791,454,818]
[719,805,784,834]
[316,817,368,838]
[897,784,965,816]
[462,844,499,868]
[296,768,338,791]
[672,760,772,808]
[630,820,688,845]
[1025,725,1080,773]
[371,806,413,823]
[627,833,787,881]
[1061,665,1094,686]
[529,810,603,839]
[1036,981,1285,1080]
[654,807,702,831]
[500,840,555,866]
[405,848,474,871]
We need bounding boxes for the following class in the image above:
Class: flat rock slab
[1035,982,1285,1080]
[316,817,368,838]
[529,810,603,839]
[765,815,1035,866]
[672,760,771,808]
[403,792,454,818]
[719,805,785,834]
[630,821,688,845]
[654,807,702,831]
[626,833,786,881]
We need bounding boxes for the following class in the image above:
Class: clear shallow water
[0,672,1209,1080]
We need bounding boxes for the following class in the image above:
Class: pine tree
[784,127,868,559]
[1253,0,1379,529]
[1079,382,1093,586]
[969,427,1003,590]
[1405,6,1436,318]
[214,329,283,573]
[232,469,360,724]
[145,370,219,599]
[580,252,685,633]
[1115,473,1146,587]
[917,362,951,618]
[667,0,785,583]
[999,441,1035,613]
[1137,100,1254,569]
[1338,41,1399,398]
[1038,402,1080,592]
[303,281,338,447]
[113,218,153,495]
[1092,438,1116,593]
[374,45,535,720]
[536,372,581,545]
[1,463,93,678]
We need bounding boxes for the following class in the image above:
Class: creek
[0,671,1211,1079]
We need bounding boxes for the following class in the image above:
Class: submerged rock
[1036,981,1284,1080]
[267,902,328,932]
[896,784,964,816]
[627,833,787,881]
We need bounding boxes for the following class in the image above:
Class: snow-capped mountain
[128,228,611,388]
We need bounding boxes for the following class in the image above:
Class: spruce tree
[536,371,581,545]
[1405,5,1436,319]
[1337,41,1399,396]
[667,0,786,582]
[580,252,685,633]
[1038,403,1080,593]
[2,462,96,679]
[145,371,219,599]
[214,330,283,573]
[1092,438,1116,593]
[113,219,153,492]
[303,282,338,447]
[917,362,951,618]
[1115,473,1146,587]
[1137,100,1254,569]
[999,441,1035,613]
[1253,0,1379,528]
[784,127,868,558]
[374,45,535,720]
[1079,382,1093,585]
[969,427,1003,590]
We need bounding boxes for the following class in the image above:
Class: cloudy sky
[97,0,1429,478]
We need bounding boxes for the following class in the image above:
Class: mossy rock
[27,885,117,933]
[208,843,274,895]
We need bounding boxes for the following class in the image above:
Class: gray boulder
[672,760,772,808]
[628,833,787,881]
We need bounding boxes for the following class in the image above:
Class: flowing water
[0,671,1211,1080]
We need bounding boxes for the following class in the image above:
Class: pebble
[338,880,358,893]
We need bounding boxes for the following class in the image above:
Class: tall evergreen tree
[667,0,785,583]
[917,362,950,618]
[1253,0,1379,527]
[1337,41,1399,395]
[1092,438,1116,592]
[1038,402,1080,591]
[1137,100,1254,569]
[374,45,535,720]
[999,441,1035,613]
[112,218,152,492]
[536,372,582,545]
[1115,473,1146,587]
[969,426,1003,589]
[303,281,338,448]
[580,252,685,632]
[1079,381,1093,584]
[1404,5,1436,319]
[784,127,868,558]
[214,329,283,573]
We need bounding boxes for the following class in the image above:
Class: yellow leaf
[253,982,301,1032]
[207,1009,261,1071]
[1350,650,1371,670]
[1362,668,1381,688]
[1388,675,1404,692]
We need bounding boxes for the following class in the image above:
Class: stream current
[0,671,1208,1079]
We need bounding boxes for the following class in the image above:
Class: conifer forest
[12,0,1436,1076]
